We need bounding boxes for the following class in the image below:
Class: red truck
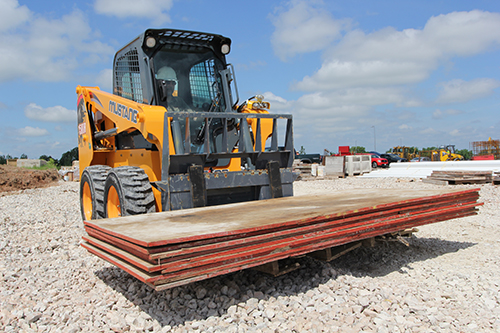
[334,146,388,168]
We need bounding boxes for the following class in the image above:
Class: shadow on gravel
[330,236,476,277]
[94,236,476,329]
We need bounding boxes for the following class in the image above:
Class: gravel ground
[1,177,499,332]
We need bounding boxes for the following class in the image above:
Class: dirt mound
[0,165,61,193]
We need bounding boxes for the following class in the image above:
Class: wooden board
[81,207,477,290]
[81,188,483,290]
[85,191,479,264]
[84,188,478,247]
[425,170,494,185]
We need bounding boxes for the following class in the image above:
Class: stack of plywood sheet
[493,172,500,185]
[423,170,493,185]
[81,188,482,291]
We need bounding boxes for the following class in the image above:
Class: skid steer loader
[77,29,294,219]
[78,29,482,290]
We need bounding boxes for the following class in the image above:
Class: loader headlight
[250,101,270,110]
[221,44,230,55]
[249,95,270,109]
[146,37,156,48]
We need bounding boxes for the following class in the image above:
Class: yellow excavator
[77,29,481,290]
[433,145,464,161]
[420,145,464,161]
[390,146,418,161]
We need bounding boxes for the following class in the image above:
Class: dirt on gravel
[0,165,60,194]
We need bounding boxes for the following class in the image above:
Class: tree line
[0,147,78,167]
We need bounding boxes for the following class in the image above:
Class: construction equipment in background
[470,137,499,160]
[420,145,464,161]
[390,146,418,161]
[77,28,482,290]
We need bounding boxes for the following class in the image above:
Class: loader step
[81,188,482,290]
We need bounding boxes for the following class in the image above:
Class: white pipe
[360,160,500,178]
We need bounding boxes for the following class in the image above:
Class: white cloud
[259,90,373,140]
[50,141,62,149]
[437,78,500,104]
[0,3,114,82]
[263,92,287,104]
[295,98,371,119]
[24,103,76,123]
[0,0,30,32]
[94,0,173,25]
[393,110,417,121]
[420,128,439,135]
[262,91,294,112]
[294,10,500,91]
[260,88,419,146]
[432,109,444,119]
[236,61,267,72]
[270,0,348,61]
[95,68,113,92]
[18,126,50,137]
[432,108,465,119]
[295,60,429,91]
[298,87,409,107]
[425,11,500,56]
[269,9,500,153]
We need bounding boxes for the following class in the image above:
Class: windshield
[152,46,236,161]
[153,46,226,113]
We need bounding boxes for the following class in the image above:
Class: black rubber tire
[372,161,377,168]
[80,165,111,220]
[103,166,156,218]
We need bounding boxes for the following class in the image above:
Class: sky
[1,0,500,159]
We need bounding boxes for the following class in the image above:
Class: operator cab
[112,29,239,161]
[446,145,456,154]
[113,29,235,109]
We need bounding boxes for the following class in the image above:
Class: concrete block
[17,159,47,168]
[324,156,344,177]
